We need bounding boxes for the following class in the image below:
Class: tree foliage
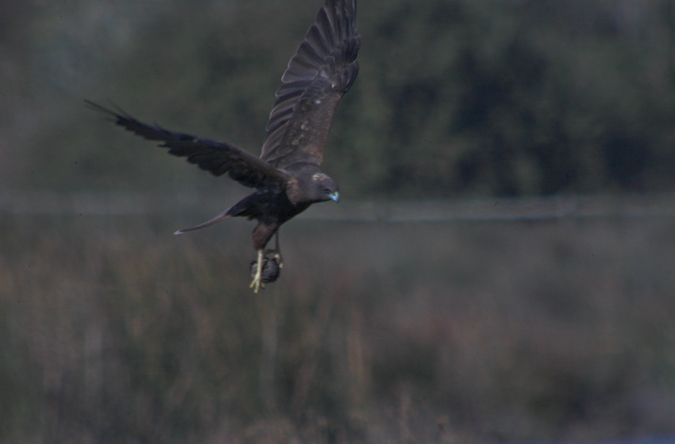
[5,0,675,197]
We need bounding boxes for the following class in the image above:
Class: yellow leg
[250,249,264,293]
[274,232,283,269]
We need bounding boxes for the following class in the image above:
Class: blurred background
[3,0,675,442]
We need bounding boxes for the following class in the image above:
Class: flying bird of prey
[87,0,360,292]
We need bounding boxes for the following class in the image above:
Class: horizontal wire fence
[2,190,675,222]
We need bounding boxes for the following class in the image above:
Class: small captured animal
[87,0,360,292]
[250,250,282,285]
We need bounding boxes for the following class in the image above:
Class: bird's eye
[323,187,331,193]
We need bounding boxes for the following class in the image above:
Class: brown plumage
[87,0,360,292]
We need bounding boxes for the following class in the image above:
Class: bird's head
[310,172,339,203]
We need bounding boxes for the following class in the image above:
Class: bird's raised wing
[260,0,360,169]
[86,101,290,189]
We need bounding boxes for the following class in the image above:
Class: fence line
[2,190,675,223]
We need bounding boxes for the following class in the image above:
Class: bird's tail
[174,210,231,235]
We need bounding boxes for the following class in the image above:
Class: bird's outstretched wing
[260,0,360,169]
[86,101,290,189]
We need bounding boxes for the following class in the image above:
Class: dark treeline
[358,0,675,197]
[3,0,675,197]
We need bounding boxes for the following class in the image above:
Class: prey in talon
[87,0,359,292]
[250,248,283,291]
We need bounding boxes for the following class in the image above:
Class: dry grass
[2,207,675,443]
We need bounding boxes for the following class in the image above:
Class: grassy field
[2,202,675,443]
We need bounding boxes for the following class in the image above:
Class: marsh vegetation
[2,201,675,443]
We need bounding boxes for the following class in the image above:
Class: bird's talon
[250,276,262,293]
[273,252,283,269]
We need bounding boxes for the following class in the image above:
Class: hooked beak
[328,191,340,203]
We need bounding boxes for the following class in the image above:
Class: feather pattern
[261,0,360,169]
[85,101,289,190]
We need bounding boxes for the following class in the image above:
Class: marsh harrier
[88,0,360,292]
